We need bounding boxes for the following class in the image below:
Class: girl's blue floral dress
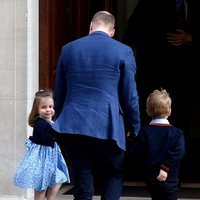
[14,117,70,191]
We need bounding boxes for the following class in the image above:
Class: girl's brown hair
[28,90,53,127]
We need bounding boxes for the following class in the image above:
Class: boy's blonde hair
[146,88,171,119]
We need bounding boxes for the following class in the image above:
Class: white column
[0,0,39,198]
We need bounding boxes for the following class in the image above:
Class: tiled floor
[56,194,199,200]
[57,181,200,200]
[1,182,199,200]
[56,195,150,200]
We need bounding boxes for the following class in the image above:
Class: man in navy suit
[52,11,140,200]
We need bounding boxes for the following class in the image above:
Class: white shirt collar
[92,29,109,35]
[150,118,170,125]
[39,116,54,125]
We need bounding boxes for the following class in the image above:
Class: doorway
[39,0,200,182]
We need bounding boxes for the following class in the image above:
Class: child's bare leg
[34,190,46,200]
[46,184,62,200]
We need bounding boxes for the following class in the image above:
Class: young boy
[138,88,185,200]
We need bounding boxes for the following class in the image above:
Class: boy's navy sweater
[138,124,185,175]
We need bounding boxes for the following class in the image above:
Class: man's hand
[166,29,192,46]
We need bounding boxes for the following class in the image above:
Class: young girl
[14,90,70,200]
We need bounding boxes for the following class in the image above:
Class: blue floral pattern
[14,139,70,191]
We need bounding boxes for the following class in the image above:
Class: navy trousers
[63,135,124,200]
[145,169,180,200]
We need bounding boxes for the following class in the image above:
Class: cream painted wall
[0,0,38,199]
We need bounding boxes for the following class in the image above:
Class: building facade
[0,0,199,199]
[0,0,38,199]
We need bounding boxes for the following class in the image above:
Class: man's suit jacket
[52,31,140,150]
